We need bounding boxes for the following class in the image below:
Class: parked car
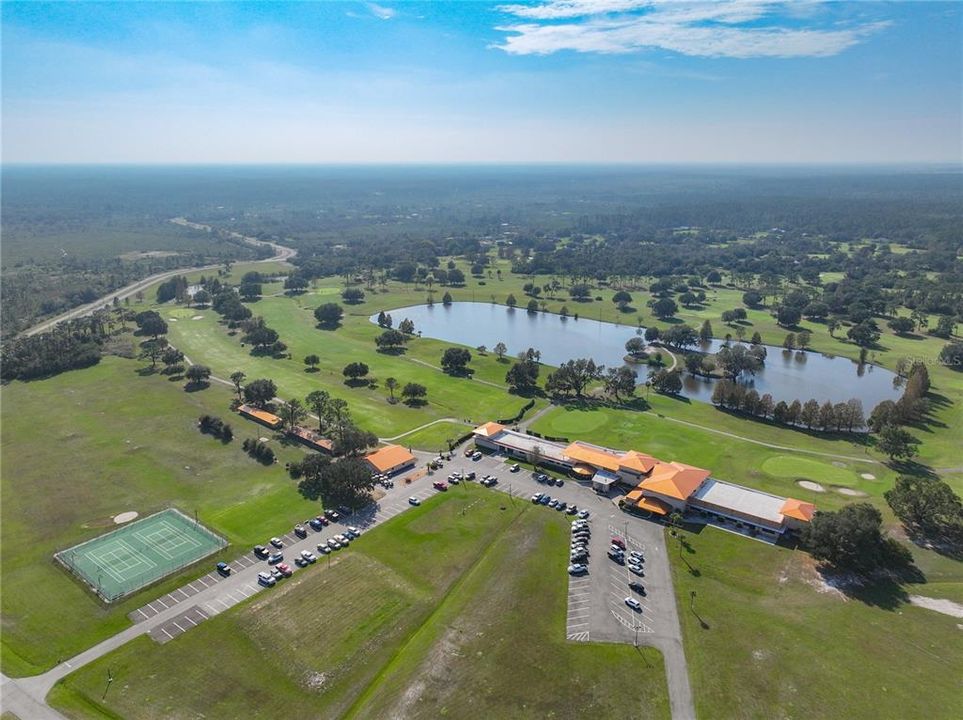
[464,471,476,480]
[301,550,317,563]
[270,537,284,549]
[556,502,567,512]
[577,510,590,519]
[334,534,350,545]
[629,551,644,563]
[268,552,284,565]
[566,505,579,515]
[347,526,361,538]
[216,561,231,576]
[257,571,276,587]
[337,505,353,517]
[570,553,589,563]
[464,447,475,457]
[472,451,482,460]
[624,597,643,612]
[548,499,558,508]
[276,563,293,578]
[295,556,308,567]
[510,463,520,472]
[608,549,625,563]
[294,524,307,538]
[309,518,324,531]
[324,509,337,519]
[329,510,341,521]
[317,514,330,526]
[433,481,449,491]
[408,496,421,506]
[628,564,644,576]
[327,539,342,550]
[317,544,331,554]
[532,493,543,503]
[628,581,646,595]
[253,545,269,558]
[554,478,564,487]
[449,476,460,485]
[568,564,588,575]
[539,495,551,505]
[611,537,626,550]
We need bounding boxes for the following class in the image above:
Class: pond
[372,302,902,409]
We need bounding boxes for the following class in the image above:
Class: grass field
[0,357,316,676]
[149,255,961,474]
[529,399,897,510]
[50,485,670,719]
[669,526,963,720]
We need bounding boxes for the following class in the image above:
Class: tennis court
[55,508,226,602]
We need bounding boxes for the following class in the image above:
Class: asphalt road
[2,446,695,720]
[22,219,296,337]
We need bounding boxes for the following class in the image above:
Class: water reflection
[373,302,901,407]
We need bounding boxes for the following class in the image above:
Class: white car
[300,549,317,563]
[409,497,421,506]
[624,597,642,612]
[257,571,276,587]
[577,510,590,519]
[347,526,361,537]
[629,551,644,562]
[472,451,482,460]
[568,564,588,575]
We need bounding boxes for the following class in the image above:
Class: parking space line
[174,588,189,600]
[161,627,174,640]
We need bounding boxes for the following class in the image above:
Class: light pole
[690,590,696,613]
[102,668,114,700]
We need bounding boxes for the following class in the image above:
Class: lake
[372,302,902,409]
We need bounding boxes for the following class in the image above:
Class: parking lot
[454,449,680,649]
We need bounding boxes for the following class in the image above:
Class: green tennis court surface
[55,509,226,602]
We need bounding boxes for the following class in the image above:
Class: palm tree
[230,371,246,400]
[385,377,399,402]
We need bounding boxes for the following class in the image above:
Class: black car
[294,524,308,538]
[253,545,269,558]
[216,562,231,576]
[309,518,324,531]
[629,581,646,595]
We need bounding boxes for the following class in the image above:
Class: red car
[611,537,626,550]
[433,481,448,491]
[276,563,293,578]
[316,515,330,526]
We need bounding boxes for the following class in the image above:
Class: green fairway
[0,357,316,676]
[530,400,896,509]
[669,526,963,720]
[51,485,670,719]
[760,455,859,487]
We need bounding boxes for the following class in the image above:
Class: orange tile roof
[638,462,710,501]
[636,496,671,516]
[238,404,282,428]
[288,425,334,452]
[619,450,658,474]
[780,498,816,522]
[365,444,416,472]
[563,442,623,473]
[473,421,506,438]
[572,463,596,477]
[625,489,644,503]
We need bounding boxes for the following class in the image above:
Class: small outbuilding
[365,444,416,476]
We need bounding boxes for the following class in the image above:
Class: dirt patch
[113,511,139,524]
[908,595,963,619]
[797,480,826,492]
[798,559,849,600]
[836,487,867,497]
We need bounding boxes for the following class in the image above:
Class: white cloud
[366,3,396,21]
[493,1,888,58]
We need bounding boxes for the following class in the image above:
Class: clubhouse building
[472,421,815,539]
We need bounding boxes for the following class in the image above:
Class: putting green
[539,408,609,436]
[760,455,857,486]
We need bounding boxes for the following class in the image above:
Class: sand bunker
[860,473,876,480]
[113,511,139,524]
[837,488,867,497]
[192,315,203,320]
[909,595,963,619]
[168,318,178,322]
[798,480,826,492]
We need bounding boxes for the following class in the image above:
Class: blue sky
[2,1,960,163]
